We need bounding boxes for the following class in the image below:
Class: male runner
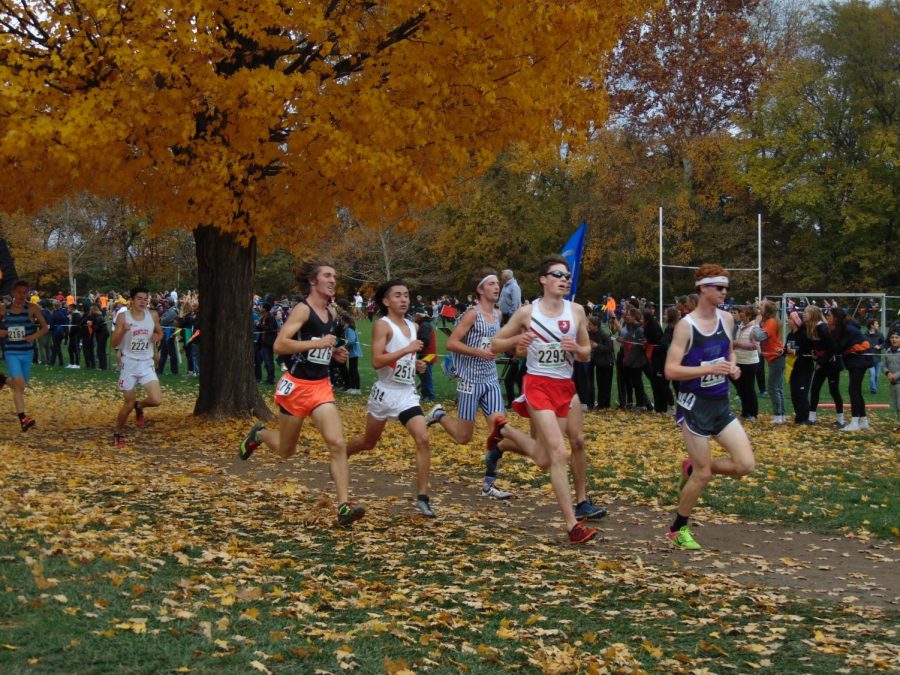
[664,264,755,550]
[346,279,436,517]
[111,286,163,446]
[490,255,598,544]
[239,261,365,528]
[0,280,49,431]
[424,268,513,499]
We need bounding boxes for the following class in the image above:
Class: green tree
[739,0,899,292]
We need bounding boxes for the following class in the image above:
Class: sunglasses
[704,284,728,292]
[546,271,572,280]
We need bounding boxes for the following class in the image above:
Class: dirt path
[141,445,899,611]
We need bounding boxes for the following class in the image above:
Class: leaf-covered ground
[1,379,897,673]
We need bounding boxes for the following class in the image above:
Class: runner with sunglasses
[489,255,598,544]
[664,264,755,550]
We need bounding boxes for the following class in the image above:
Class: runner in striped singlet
[424,268,512,499]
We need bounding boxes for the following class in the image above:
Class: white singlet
[374,316,418,390]
[525,299,577,379]
[120,310,155,362]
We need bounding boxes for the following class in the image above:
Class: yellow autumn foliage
[0,1,651,246]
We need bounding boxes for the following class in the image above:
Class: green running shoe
[240,423,264,460]
[337,502,366,527]
[667,525,701,550]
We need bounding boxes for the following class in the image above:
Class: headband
[696,276,729,287]
[477,274,499,289]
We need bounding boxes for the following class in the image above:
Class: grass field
[1,327,897,673]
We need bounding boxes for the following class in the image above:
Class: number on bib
[457,379,475,395]
[307,337,333,365]
[479,336,493,350]
[369,384,386,403]
[392,356,415,385]
[276,378,295,396]
[700,358,726,387]
[6,326,26,341]
[129,339,149,352]
[676,391,696,411]
[536,341,566,368]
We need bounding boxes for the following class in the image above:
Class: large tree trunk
[193,225,272,419]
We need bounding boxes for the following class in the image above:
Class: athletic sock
[483,475,496,487]
[18,412,26,422]
[836,412,845,424]
[670,513,689,533]
[417,494,430,503]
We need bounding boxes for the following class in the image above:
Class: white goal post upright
[658,208,763,308]
[780,293,887,343]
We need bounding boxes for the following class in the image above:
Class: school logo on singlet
[558,320,570,334]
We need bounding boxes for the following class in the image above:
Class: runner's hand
[319,334,337,348]
[415,359,427,373]
[729,364,741,379]
[477,348,496,361]
[332,346,348,364]
[708,361,733,377]
[561,336,578,353]
[516,332,534,350]
[408,340,424,354]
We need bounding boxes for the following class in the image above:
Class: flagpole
[658,207,663,311]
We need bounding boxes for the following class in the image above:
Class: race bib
[676,391,696,411]
[457,379,475,395]
[307,337,333,365]
[6,325,26,341]
[479,336,493,350]
[129,339,150,352]
[535,341,566,368]
[369,383,386,403]
[392,355,415,385]
[276,377,295,396]
[700,357,726,387]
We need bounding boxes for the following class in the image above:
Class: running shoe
[481,482,512,499]
[667,525,701,550]
[485,415,507,452]
[415,496,436,518]
[337,502,366,527]
[239,423,264,460]
[134,403,145,427]
[574,499,608,520]
[425,403,446,427]
[113,433,126,449]
[20,416,36,432]
[677,458,692,494]
[568,521,598,544]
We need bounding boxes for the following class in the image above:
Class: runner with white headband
[664,263,755,550]
[425,267,516,499]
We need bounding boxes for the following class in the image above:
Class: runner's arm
[491,305,533,354]
[446,309,491,359]
[563,304,591,362]
[149,310,164,343]
[111,312,128,348]
[273,303,335,355]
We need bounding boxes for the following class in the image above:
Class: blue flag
[560,222,586,301]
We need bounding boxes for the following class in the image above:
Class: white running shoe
[425,403,446,427]
[481,483,512,499]
[415,496,436,517]
[859,417,870,430]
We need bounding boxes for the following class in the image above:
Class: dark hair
[472,267,498,296]
[262,302,272,312]
[866,318,878,329]
[343,314,356,330]
[295,259,335,294]
[830,306,847,340]
[130,286,149,298]
[13,280,28,291]
[374,279,408,316]
[664,307,680,325]
[538,254,569,278]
